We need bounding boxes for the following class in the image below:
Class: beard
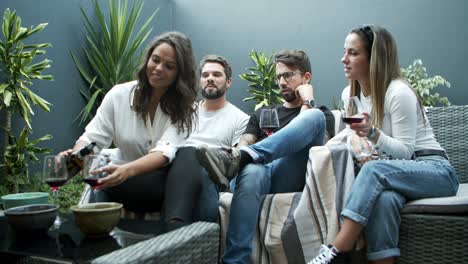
[202,86,226,99]
[281,89,297,102]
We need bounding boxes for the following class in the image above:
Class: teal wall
[174,0,468,112]
[1,0,467,174]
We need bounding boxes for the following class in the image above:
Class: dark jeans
[95,166,168,213]
[163,146,219,223]
[93,147,219,221]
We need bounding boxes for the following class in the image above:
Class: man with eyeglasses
[196,49,335,264]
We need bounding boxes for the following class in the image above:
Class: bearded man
[196,50,335,264]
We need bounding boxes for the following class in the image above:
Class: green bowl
[1,192,49,209]
[71,202,122,237]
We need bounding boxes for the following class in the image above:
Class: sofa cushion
[401,183,468,214]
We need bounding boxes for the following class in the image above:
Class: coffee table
[0,211,219,263]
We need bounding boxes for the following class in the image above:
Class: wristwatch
[366,126,379,141]
[302,99,315,108]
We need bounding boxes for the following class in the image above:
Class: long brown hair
[348,25,424,128]
[132,31,198,135]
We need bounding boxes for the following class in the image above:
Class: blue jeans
[342,156,459,260]
[224,109,326,264]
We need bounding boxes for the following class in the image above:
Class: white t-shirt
[185,100,249,148]
[79,81,187,164]
[341,79,443,159]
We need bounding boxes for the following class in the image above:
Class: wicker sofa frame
[219,106,468,264]
[398,105,468,264]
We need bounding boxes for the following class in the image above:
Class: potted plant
[240,50,283,111]
[401,59,451,107]
[71,0,159,124]
[0,8,53,196]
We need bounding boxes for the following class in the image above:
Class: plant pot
[71,202,122,237]
[1,192,49,210]
[4,204,58,232]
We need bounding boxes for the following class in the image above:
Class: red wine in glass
[260,109,280,137]
[83,177,103,189]
[83,154,110,196]
[262,126,278,137]
[342,117,364,125]
[343,96,373,158]
[45,178,68,191]
[43,155,69,229]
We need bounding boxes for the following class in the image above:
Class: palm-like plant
[72,0,158,124]
[0,8,52,136]
[0,8,53,194]
[240,50,283,111]
[0,129,52,195]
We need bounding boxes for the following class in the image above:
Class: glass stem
[53,189,59,205]
[52,188,61,228]
[91,188,95,203]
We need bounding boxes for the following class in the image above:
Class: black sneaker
[308,245,337,264]
[196,146,241,190]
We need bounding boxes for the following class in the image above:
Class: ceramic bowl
[71,202,122,237]
[4,204,58,232]
[1,192,49,209]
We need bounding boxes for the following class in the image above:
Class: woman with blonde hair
[309,25,458,264]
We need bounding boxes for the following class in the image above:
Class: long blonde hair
[348,25,422,128]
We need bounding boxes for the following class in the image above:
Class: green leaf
[24,86,52,112]
[17,128,28,147]
[2,9,12,40]
[71,51,95,84]
[29,133,53,145]
[77,88,103,124]
[3,90,13,107]
[0,83,8,93]
[71,0,158,123]
[29,23,48,35]
[13,26,28,42]
[401,59,450,107]
[239,50,280,111]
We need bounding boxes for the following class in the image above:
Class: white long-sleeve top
[78,81,187,164]
[341,79,443,160]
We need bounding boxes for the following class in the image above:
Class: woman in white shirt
[310,25,458,264]
[62,31,198,213]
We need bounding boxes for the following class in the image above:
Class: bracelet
[366,126,378,141]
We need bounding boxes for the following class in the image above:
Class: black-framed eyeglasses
[275,71,302,84]
[358,25,374,46]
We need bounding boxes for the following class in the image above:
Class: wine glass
[342,96,365,125]
[342,97,372,158]
[43,155,69,229]
[259,108,280,137]
[82,154,111,202]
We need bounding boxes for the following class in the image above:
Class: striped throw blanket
[250,143,356,264]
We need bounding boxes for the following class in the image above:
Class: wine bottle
[66,142,97,177]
